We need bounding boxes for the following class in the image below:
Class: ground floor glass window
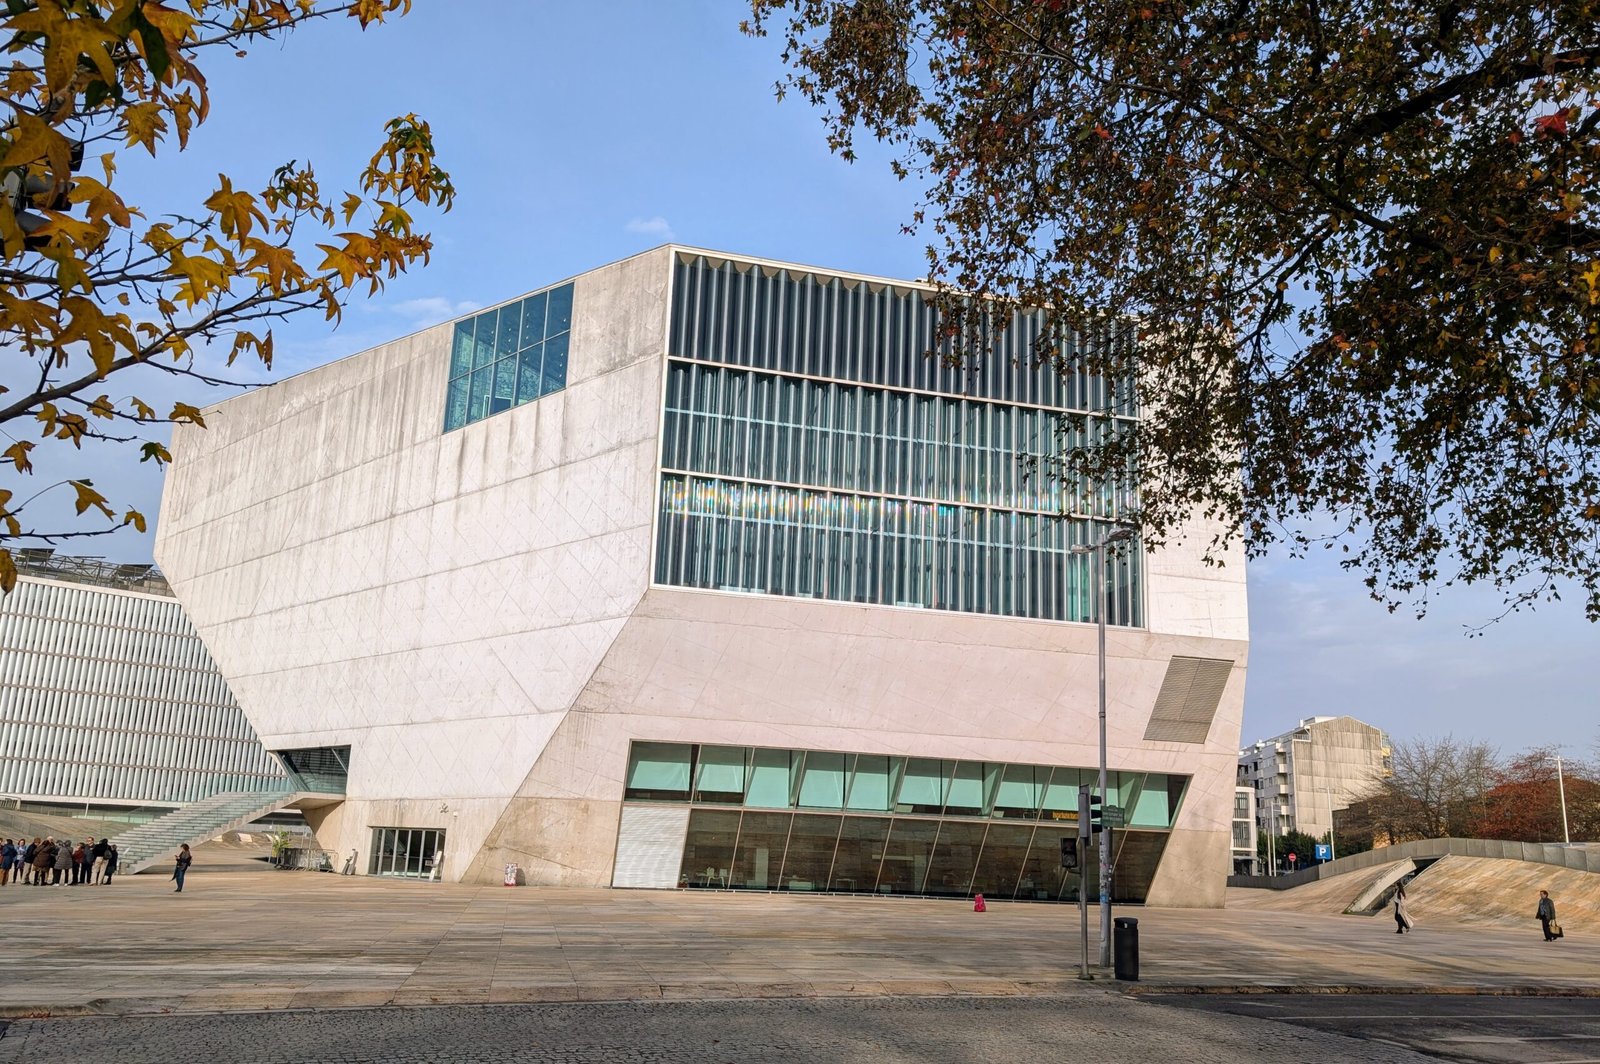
[369,827,445,879]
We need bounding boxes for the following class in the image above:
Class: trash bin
[1113,916,1139,981]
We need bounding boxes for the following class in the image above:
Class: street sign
[1287,852,1298,866]
[1101,805,1126,827]
[1314,844,1332,861]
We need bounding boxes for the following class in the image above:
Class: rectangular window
[442,281,575,432]
[624,742,693,801]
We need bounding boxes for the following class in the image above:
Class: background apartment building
[1238,715,1391,844]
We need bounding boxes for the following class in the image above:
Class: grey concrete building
[1238,715,1391,844]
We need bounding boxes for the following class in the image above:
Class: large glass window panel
[443,378,469,432]
[993,764,1047,819]
[623,741,692,801]
[1019,828,1070,901]
[730,811,791,890]
[491,358,516,414]
[519,291,548,348]
[467,366,491,423]
[1040,766,1084,824]
[796,751,847,810]
[694,745,748,804]
[969,823,1034,900]
[496,302,522,356]
[780,814,841,891]
[945,761,998,817]
[515,342,543,403]
[472,308,498,369]
[896,758,950,815]
[876,818,940,894]
[745,748,797,809]
[845,755,892,812]
[540,332,569,396]
[828,816,889,892]
[923,820,986,897]
[449,320,474,379]
[1110,831,1169,903]
[546,283,573,334]
[679,809,740,889]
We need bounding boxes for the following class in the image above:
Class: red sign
[1288,852,1298,863]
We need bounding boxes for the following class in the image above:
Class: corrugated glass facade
[622,741,1185,902]
[0,577,285,805]
[443,282,573,431]
[657,253,1142,626]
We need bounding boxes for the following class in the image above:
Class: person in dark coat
[90,838,110,884]
[32,838,54,886]
[22,839,39,884]
[1,839,14,886]
[1537,890,1561,941]
[171,843,193,893]
[102,845,119,884]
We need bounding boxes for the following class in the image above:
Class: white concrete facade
[156,246,1250,904]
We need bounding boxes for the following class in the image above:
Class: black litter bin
[1113,916,1139,981]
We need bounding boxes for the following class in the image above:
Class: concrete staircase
[112,789,305,874]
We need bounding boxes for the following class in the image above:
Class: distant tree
[1257,827,1322,872]
[1326,822,1373,858]
[0,1,454,590]
[1467,747,1600,842]
[747,0,1600,621]
[1364,736,1500,840]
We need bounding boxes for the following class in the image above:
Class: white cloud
[624,216,675,240]
[381,296,482,321]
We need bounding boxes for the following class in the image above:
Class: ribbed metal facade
[657,253,1143,626]
[0,576,285,806]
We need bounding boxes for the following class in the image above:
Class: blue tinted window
[443,281,575,431]
[449,320,474,379]
[539,332,569,396]
[519,291,547,348]
[546,284,573,334]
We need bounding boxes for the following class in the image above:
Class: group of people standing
[0,837,120,886]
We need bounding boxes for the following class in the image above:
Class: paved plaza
[0,872,1595,1017]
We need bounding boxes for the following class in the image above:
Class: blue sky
[10,2,1595,756]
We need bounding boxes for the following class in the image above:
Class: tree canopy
[746,0,1600,620]
[0,0,453,590]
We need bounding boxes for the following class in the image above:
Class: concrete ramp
[1343,859,1420,915]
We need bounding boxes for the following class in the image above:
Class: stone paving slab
[0,871,1595,1017]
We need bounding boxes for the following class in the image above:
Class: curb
[1123,984,1600,998]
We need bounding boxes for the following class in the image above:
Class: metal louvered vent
[1143,656,1235,743]
[611,805,690,889]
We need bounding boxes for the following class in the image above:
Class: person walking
[1393,883,1414,933]
[102,844,119,885]
[1537,890,1562,941]
[171,843,193,893]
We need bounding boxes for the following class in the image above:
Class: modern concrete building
[1238,715,1391,843]
[0,550,285,815]
[155,246,1250,903]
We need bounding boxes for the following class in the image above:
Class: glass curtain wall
[621,741,1185,903]
[659,254,1143,628]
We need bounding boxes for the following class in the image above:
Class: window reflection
[730,811,791,890]
[780,814,842,891]
[877,818,940,895]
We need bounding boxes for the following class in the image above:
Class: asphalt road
[1146,993,1600,1064]
[0,994,1444,1064]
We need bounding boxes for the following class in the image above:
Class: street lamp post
[1071,524,1135,968]
[1544,753,1571,845]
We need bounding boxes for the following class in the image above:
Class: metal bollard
[1113,916,1139,981]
